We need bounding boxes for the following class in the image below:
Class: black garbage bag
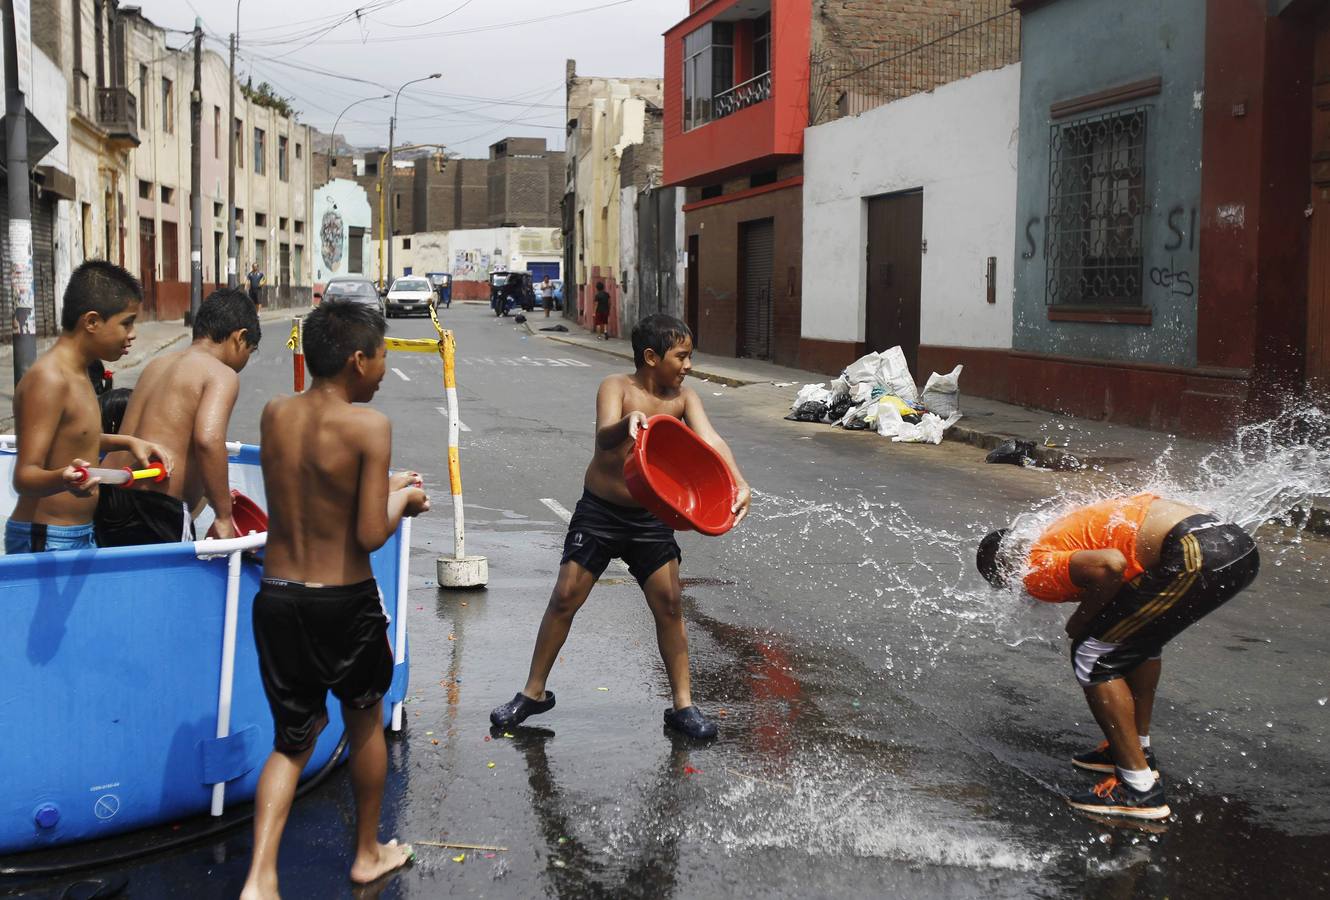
[826,395,854,423]
[785,400,830,423]
[514,314,528,324]
[843,416,871,431]
[540,324,570,332]
[985,439,1038,466]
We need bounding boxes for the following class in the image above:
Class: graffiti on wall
[453,248,505,279]
[320,209,345,271]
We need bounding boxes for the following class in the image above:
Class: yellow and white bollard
[431,310,488,588]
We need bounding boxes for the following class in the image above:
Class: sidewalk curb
[542,334,760,387]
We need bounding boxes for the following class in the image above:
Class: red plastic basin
[206,489,269,538]
[623,415,737,537]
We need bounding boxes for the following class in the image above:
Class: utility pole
[225,30,238,287]
[188,19,203,321]
[385,114,395,285]
[3,0,35,382]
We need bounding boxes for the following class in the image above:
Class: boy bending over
[977,494,1259,819]
[241,301,428,898]
[7,261,170,554]
[97,288,260,545]
[491,314,751,739]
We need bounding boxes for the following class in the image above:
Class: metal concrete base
[437,554,488,588]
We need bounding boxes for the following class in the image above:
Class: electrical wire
[374,0,479,29]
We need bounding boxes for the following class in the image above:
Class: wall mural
[320,209,345,271]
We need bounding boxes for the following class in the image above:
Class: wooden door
[865,190,923,377]
[161,221,179,283]
[138,217,156,315]
[1308,7,1330,392]
[686,234,700,342]
[739,218,774,359]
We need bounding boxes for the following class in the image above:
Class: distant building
[379,227,562,300]
[312,179,372,287]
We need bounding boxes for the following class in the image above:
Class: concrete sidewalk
[538,319,1330,533]
[0,308,299,433]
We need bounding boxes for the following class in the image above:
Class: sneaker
[1067,775,1171,820]
[663,705,718,740]
[490,691,555,728]
[1072,741,1158,775]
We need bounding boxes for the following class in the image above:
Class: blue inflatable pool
[0,441,411,855]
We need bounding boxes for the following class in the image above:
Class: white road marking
[392,367,411,381]
[435,407,471,431]
[540,498,572,522]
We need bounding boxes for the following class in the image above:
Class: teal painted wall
[1012,0,1207,367]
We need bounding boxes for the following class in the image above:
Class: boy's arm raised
[355,411,428,552]
[594,376,646,449]
[682,388,751,523]
[193,369,240,538]
[12,369,96,497]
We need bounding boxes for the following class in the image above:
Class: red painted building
[663,0,811,365]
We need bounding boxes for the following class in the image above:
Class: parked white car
[384,277,436,318]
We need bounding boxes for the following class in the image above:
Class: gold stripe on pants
[1101,534,1203,643]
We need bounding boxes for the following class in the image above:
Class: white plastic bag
[829,375,850,401]
[875,346,918,404]
[791,383,832,411]
[918,365,963,418]
[843,352,882,385]
[885,412,961,444]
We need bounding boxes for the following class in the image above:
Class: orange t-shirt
[1023,493,1158,603]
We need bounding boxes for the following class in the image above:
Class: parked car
[385,276,436,318]
[489,271,535,317]
[319,276,381,311]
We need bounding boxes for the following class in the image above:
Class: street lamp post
[326,94,389,185]
[226,0,242,288]
[385,73,440,286]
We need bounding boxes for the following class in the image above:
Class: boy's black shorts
[1071,514,1259,686]
[561,489,681,587]
[252,577,393,753]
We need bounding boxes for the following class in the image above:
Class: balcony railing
[810,0,1020,125]
[96,87,140,145]
[713,71,772,120]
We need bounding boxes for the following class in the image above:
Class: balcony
[96,87,140,147]
[713,71,771,120]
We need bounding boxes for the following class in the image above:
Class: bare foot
[349,838,414,885]
[238,875,280,900]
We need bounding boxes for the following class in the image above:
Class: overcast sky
[133,0,678,158]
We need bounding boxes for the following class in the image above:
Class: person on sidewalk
[593,281,611,339]
[977,494,1260,820]
[490,314,751,740]
[95,288,261,546]
[247,262,266,309]
[540,276,555,318]
[7,261,172,554]
[241,301,428,899]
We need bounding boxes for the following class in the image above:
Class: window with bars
[1045,106,1147,307]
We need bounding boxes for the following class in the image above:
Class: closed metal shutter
[739,218,774,359]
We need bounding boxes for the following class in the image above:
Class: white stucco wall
[801,64,1020,350]
[312,179,371,284]
[377,227,562,283]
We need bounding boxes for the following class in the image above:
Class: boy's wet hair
[302,300,386,377]
[632,314,693,368]
[61,260,143,331]
[193,287,261,347]
[976,528,1012,587]
[596,281,605,291]
[99,387,133,435]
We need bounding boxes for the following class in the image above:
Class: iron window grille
[1045,105,1148,307]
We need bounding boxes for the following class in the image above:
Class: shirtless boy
[7,261,171,554]
[240,301,428,898]
[490,314,751,739]
[977,494,1260,819]
[97,288,260,545]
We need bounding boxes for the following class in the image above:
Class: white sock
[1139,734,1151,749]
[1117,766,1155,793]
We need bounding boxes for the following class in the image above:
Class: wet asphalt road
[6,303,1329,899]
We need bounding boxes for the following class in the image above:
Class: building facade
[618,108,686,327]
[312,178,372,286]
[378,226,562,300]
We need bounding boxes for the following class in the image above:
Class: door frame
[863,188,924,376]
[685,233,700,344]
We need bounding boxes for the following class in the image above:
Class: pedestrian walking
[977,494,1260,820]
[540,276,555,318]
[246,262,266,309]
[593,281,611,339]
[490,314,751,740]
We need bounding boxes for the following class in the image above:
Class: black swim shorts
[1070,514,1259,686]
[95,488,194,547]
[252,577,394,753]
[560,488,681,587]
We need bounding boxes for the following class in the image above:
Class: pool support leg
[210,548,242,816]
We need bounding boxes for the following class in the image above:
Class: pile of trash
[786,347,962,445]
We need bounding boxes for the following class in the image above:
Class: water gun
[72,464,168,486]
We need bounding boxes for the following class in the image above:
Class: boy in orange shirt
[977,494,1259,819]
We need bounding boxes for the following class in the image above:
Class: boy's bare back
[583,373,692,506]
[260,391,391,585]
[105,348,238,504]
[11,349,102,526]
